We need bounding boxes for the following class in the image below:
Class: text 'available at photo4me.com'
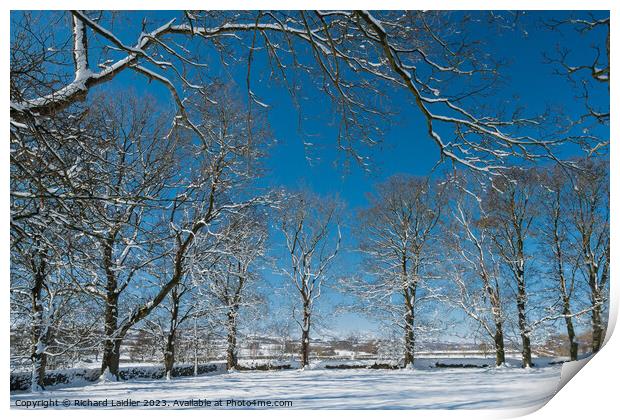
[14,398,294,409]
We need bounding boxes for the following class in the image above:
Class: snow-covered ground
[11,362,563,410]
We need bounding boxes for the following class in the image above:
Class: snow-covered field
[11,362,563,410]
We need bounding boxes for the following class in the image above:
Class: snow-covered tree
[567,159,609,353]
[10,73,94,389]
[348,175,443,367]
[64,95,180,380]
[190,207,268,370]
[115,92,264,379]
[537,166,581,360]
[444,175,508,366]
[545,14,609,137]
[10,10,583,173]
[278,191,342,368]
[11,239,68,390]
[482,168,541,368]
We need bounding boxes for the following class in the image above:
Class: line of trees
[451,165,609,367]
[9,90,610,386]
[342,163,608,369]
[10,85,272,388]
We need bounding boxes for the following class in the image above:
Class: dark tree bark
[589,272,604,353]
[225,267,246,371]
[403,311,415,367]
[100,235,122,379]
[354,177,440,370]
[164,286,182,379]
[488,285,505,366]
[493,320,506,366]
[591,314,603,352]
[515,259,532,368]
[562,296,578,360]
[226,309,239,370]
[586,243,609,353]
[163,332,176,379]
[198,214,265,371]
[100,340,122,380]
[96,183,218,380]
[300,301,311,369]
[556,229,578,360]
[30,255,48,390]
[403,280,417,367]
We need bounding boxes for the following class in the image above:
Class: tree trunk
[30,259,48,391]
[588,263,604,353]
[193,316,198,376]
[516,267,532,368]
[164,288,181,380]
[488,288,505,366]
[101,338,122,379]
[100,291,121,379]
[513,225,532,369]
[402,279,417,368]
[226,310,238,370]
[100,237,122,379]
[98,190,219,377]
[493,319,506,366]
[562,297,578,360]
[591,298,603,353]
[164,330,176,380]
[300,302,311,369]
[552,201,578,361]
[403,309,415,367]
[30,341,47,392]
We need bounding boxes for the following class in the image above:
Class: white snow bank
[11,364,563,410]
